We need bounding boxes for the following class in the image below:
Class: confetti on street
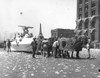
[0,49,100,78]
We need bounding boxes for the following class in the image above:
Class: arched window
[91,29,95,41]
[85,31,88,36]
[91,19,96,28]
[78,20,82,29]
[84,19,89,29]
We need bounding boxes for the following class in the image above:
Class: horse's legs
[41,49,43,56]
[71,51,74,58]
[76,50,80,59]
[62,50,65,58]
[54,47,57,58]
[66,50,70,58]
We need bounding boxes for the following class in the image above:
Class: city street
[0,49,100,78]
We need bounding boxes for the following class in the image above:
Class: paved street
[0,49,100,78]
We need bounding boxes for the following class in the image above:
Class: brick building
[75,0,100,42]
[51,28,75,38]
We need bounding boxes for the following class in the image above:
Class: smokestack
[39,23,42,35]
[38,23,44,39]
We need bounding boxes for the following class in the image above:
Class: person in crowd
[7,39,11,52]
[86,38,91,58]
[4,40,6,50]
[31,38,37,58]
[41,38,48,57]
[47,39,52,57]
[52,38,59,58]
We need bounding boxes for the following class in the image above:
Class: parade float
[11,26,34,52]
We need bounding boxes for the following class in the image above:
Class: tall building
[51,28,75,38]
[75,0,100,42]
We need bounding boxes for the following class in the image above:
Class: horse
[72,35,88,58]
[58,35,89,59]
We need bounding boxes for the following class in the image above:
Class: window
[91,0,96,7]
[85,0,88,2]
[84,19,89,29]
[91,32,95,41]
[85,12,88,17]
[91,20,95,28]
[79,14,82,19]
[91,10,95,16]
[79,0,82,4]
[78,21,82,29]
[85,4,88,12]
[79,7,82,13]
[85,31,88,36]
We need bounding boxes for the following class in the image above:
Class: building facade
[51,28,75,38]
[76,0,100,42]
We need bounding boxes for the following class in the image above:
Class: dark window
[85,4,88,12]
[79,0,82,4]
[91,20,95,28]
[85,0,88,2]
[85,31,88,36]
[85,12,88,17]
[79,14,82,19]
[91,32,95,41]
[79,7,82,13]
[78,21,82,29]
[91,10,95,16]
[84,19,89,29]
[91,0,96,7]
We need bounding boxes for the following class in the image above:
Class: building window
[78,21,82,29]
[91,0,96,7]
[84,4,88,12]
[85,31,88,36]
[79,0,82,4]
[84,19,89,29]
[79,31,82,35]
[85,0,88,2]
[79,7,82,13]
[79,14,82,19]
[85,0,89,5]
[91,20,95,28]
[91,32,95,41]
[85,12,88,17]
[91,10,95,16]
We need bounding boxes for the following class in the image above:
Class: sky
[0,0,76,41]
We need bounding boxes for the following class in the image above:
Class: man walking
[87,38,91,58]
[7,39,11,52]
[31,38,37,58]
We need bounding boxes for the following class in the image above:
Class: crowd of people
[31,35,91,59]
[2,35,92,59]
[3,39,11,52]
